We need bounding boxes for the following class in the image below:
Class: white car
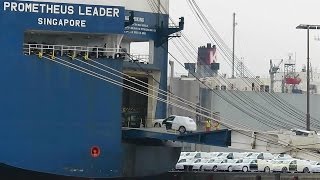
[273,153,293,160]
[202,159,226,171]
[233,152,251,159]
[244,152,274,160]
[175,158,195,171]
[180,152,210,159]
[232,159,272,172]
[161,115,197,133]
[257,159,273,172]
[232,159,255,172]
[179,152,198,160]
[272,159,311,173]
[179,152,187,158]
[216,152,234,159]
[192,159,211,171]
[310,161,320,173]
[209,152,224,158]
[183,158,208,171]
[175,158,203,171]
[243,152,259,159]
[216,159,239,172]
[153,118,165,127]
[272,160,286,172]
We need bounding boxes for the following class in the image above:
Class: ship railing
[127,54,150,64]
[23,43,125,59]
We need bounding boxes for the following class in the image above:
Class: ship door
[122,76,148,128]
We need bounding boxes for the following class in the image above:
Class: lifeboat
[285,77,301,85]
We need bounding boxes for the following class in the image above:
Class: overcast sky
[168,0,320,77]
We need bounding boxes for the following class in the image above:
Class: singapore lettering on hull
[38,18,86,27]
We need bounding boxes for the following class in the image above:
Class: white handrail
[23,44,151,63]
[23,43,125,58]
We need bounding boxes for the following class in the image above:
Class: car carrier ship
[4,0,320,179]
[0,0,189,178]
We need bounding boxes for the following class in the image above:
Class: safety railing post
[40,44,43,55]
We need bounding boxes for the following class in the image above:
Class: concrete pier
[133,172,320,180]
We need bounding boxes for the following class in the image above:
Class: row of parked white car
[175,151,320,173]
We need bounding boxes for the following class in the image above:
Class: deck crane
[269,59,283,92]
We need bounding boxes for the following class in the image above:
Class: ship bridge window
[128,41,152,64]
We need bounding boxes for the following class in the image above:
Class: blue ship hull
[0,141,181,179]
[0,1,173,178]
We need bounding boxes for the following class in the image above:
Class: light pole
[296,24,320,131]
[232,13,236,78]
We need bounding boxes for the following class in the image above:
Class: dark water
[0,166,314,180]
[0,164,170,180]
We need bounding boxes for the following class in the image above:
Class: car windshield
[217,153,228,157]
[186,152,196,157]
[178,159,186,163]
[209,152,218,156]
[208,159,218,163]
[236,159,243,163]
[194,159,201,163]
[247,153,259,157]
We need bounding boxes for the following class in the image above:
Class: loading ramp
[122,128,231,147]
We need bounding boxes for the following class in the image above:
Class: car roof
[170,115,191,118]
